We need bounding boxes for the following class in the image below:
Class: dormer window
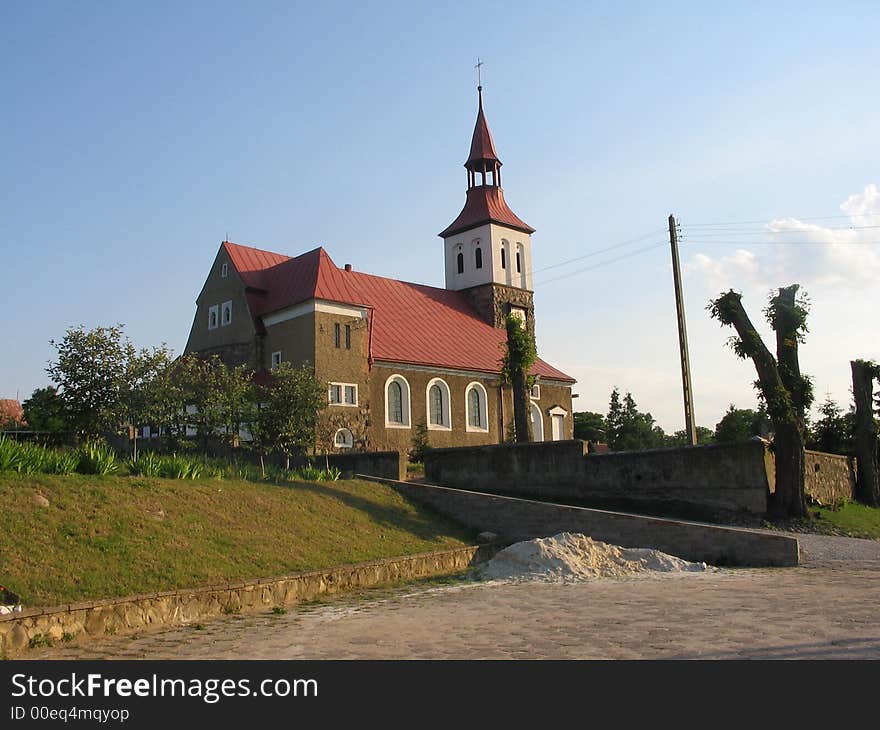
[221,263,228,278]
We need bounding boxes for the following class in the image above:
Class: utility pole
[668,214,697,445]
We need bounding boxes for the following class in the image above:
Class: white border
[464,381,489,433]
[425,378,452,431]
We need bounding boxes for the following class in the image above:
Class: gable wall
[185,247,257,368]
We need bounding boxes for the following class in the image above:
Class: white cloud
[684,183,880,292]
[682,249,763,291]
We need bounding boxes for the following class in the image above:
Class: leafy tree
[120,342,175,459]
[21,386,69,432]
[667,426,715,446]
[214,362,257,449]
[605,389,664,451]
[252,362,326,469]
[143,355,194,449]
[807,396,851,456]
[714,404,771,444]
[501,314,537,444]
[47,324,130,440]
[573,411,606,443]
[709,285,814,518]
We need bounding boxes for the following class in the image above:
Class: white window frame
[221,300,233,326]
[221,262,228,278]
[530,401,544,442]
[271,351,282,369]
[329,382,358,407]
[465,382,489,433]
[425,378,452,431]
[208,304,219,330]
[530,383,541,400]
[334,428,354,449]
[384,374,411,429]
[549,406,568,442]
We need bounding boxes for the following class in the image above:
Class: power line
[681,224,880,237]
[682,239,880,246]
[683,212,880,227]
[532,228,665,274]
[534,241,667,287]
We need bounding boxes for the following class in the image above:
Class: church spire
[465,86,502,188]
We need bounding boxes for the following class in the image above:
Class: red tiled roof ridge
[217,239,574,383]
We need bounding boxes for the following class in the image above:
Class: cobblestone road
[27,535,880,660]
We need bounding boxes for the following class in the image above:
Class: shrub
[16,443,47,474]
[0,436,21,472]
[76,441,119,476]
[48,449,80,475]
[127,451,162,478]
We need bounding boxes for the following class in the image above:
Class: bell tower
[439,85,536,334]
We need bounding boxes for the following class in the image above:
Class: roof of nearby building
[439,185,535,238]
[0,399,25,426]
[222,241,574,383]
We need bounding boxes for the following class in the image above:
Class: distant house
[0,400,25,430]
[184,88,575,452]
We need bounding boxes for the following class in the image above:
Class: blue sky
[3,1,878,432]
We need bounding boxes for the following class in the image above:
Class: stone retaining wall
[804,450,856,506]
[424,439,771,516]
[364,477,799,568]
[0,545,493,658]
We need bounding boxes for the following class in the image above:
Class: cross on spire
[475,57,483,90]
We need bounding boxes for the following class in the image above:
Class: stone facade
[804,450,856,506]
[459,282,536,336]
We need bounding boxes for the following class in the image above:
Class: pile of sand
[478,532,707,582]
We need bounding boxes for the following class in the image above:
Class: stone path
[26,534,880,660]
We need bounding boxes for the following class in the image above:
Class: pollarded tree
[850,359,880,506]
[709,285,814,518]
[501,314,536,444]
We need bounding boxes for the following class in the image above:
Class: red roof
[0,400,25,427]
[221,241,574,383]
[439,185,535,238]
[467,90,501,166]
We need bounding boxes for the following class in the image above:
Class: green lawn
[810,502,880,539]
[0,473,473,608]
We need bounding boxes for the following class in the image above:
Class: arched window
[475,247,483,269]
[334,428,353,449]
[457,252,464,274]
[426,378,451,430]
[500,247,506,269]
[516,250,522,273]
[465,382,489,432]
[385,375,411,428]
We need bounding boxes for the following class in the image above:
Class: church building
[184,87,575,452]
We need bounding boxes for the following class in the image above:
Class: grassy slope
[0,474,473,607]
[810,503,880,539]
